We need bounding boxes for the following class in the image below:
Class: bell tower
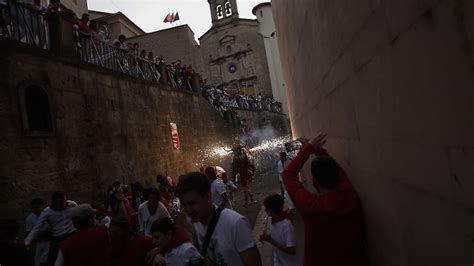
[208,0,239,26]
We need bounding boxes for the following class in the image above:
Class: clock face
[228,63,237,73]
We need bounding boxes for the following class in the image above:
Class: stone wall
[0,41,232,219]
[272,0,474,265]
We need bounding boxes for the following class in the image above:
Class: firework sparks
[249,135,292,154]
[197,143,232,163]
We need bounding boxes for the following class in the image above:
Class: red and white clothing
[163,227,203,265]
[137,201,170,236]
[267,216,302,266]
[282,144,368,266]
[25,200,78,245]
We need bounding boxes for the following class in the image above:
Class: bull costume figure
[227,137,256,208]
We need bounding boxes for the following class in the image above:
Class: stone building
[126,25,204,73]
[199,0,272,97]
[252,2,288,115]
[272,0,474,265]
[89,10,145,39]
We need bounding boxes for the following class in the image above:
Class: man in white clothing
[176,172,262,266]
[25,198,50,266]
[25,192,78,265]
[138,188,170,236]
[205,166,228,209]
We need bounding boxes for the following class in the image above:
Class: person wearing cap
[109,217,153,266]
[54,204,110,266]
[205,166,229,209]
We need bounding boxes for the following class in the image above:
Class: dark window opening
[260,10,263,17]
[24,86,53,132]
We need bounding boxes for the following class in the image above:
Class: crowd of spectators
[202,84,283,117]
[0,0,197,89]
[74,15,196,90]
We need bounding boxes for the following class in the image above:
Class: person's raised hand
[298,137,309,145]
[310,133,327,150]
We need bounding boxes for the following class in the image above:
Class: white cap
[214,166,226,178]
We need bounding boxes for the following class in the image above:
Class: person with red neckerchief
[282,133,369,266]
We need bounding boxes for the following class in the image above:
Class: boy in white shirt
[149,217,203,265]
[259,194,301,266]
[138,188,170,236]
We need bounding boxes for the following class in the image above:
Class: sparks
[249,135,292,154]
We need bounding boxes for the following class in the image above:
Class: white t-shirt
[138,201,170,236]
[267,217,301,266]
[25,200,78,245]
[165,242,203,265]
[211,178,227,207]
[26,212,50,265]
[194,209,256,266]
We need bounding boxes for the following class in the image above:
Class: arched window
[23,86,53,132]
[216,5,224,19]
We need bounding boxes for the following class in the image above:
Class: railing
[0,0,50,50]
[77,33,161,84]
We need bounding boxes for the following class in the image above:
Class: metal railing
[0,0,50,49]
[77,33,161,83]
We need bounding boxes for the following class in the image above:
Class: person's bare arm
[259,233,296,255]
[239,246,262,266]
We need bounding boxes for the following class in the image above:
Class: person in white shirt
[25,198,50,266]
[259,194,302,266]
[149,217,203,265]
[175,172,262,266]
[277,152,295,211]
[138,188,170,236]
[205,166,228,209]
[25,192,78,265]
[221,172,238,209]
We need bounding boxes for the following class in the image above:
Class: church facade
[199,0,272,97]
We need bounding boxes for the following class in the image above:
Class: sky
[87,0,269,41]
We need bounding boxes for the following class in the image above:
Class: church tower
[208,0,239,26]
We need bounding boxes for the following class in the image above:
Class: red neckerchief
[164,227,190,253]
[271,211,292,224]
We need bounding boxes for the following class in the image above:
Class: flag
[173,12,180,22]
[163,12,171,23]
[170,12,175,22]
